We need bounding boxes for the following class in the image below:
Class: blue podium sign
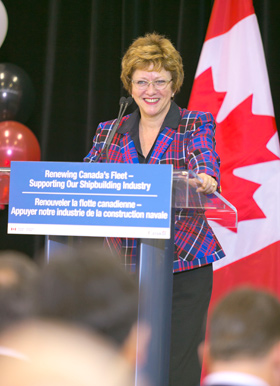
[8,161,173,239]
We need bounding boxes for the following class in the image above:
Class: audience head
[0,319,137,386]
[202,286,280,386]
[36,243,139,347]
[0,250,39,332]
[207,287,280,361]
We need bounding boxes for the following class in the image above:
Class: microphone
[92,96,133,163]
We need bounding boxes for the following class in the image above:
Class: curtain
[0,0,279,256]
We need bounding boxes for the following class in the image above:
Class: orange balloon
[0,120,41,167]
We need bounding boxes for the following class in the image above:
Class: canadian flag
[188,0,280,307]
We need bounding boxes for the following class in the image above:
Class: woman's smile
[131,66,173,121]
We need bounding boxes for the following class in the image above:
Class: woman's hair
[121,32,184,95]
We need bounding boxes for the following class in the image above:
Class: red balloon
[0,120,41,167]
[0,121,41,204]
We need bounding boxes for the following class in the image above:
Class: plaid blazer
[85,105,225,272]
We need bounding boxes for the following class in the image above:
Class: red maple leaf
[188,68,280,224]
[216,96,279,222]
[188,67,226,118]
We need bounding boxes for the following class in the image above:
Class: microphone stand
[92,96,133,163]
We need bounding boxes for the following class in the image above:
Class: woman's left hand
[196,173,217,194]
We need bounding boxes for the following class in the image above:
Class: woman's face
[131,65,173,122]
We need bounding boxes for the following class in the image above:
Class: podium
[133,170,237,386]
[3,164,237,386]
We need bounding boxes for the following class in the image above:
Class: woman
[85,33,225,386]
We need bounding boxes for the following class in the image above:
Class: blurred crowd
[0,243,149,386]
[0,244,280,386]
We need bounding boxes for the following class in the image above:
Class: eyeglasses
[131,79,173,90]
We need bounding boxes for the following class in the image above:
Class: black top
[118,100,181,163]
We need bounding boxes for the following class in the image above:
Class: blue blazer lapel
[149,127,175,164]
[119,133,139,164]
